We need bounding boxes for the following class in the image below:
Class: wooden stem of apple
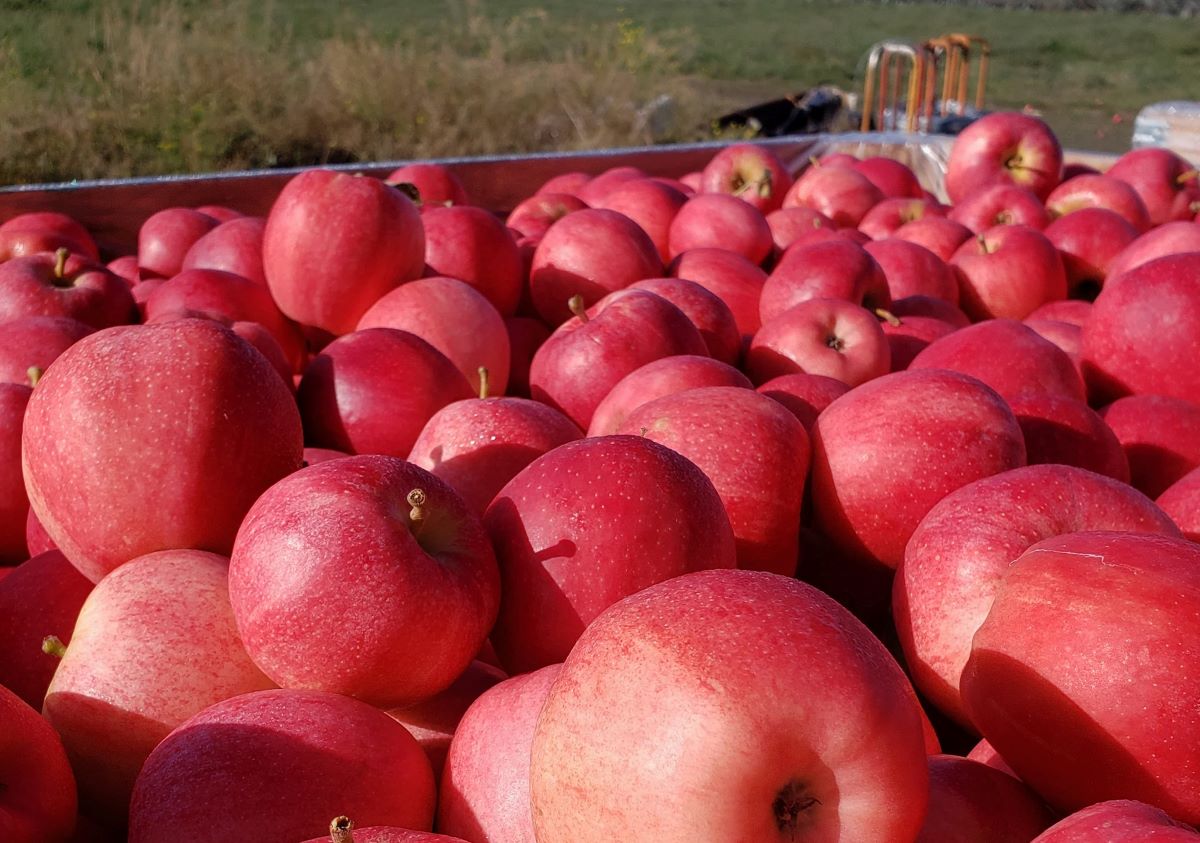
[42,635,67,659]
[875,308,902,326]
[1178,169,1197,185]
[407,488,428,538]
[329,816,355,843]
[568,295,589,324]
[27,366,43,387]
[478,366,490,400]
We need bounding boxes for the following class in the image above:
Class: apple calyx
[1003,149,1025,172]
[995,210,1014,225]
[42,635,67,659]
[733,168,773,200]
[825,333,846,352]
[773,778,820,836]
[329,816,355,843]
[26,366,43,387]
[478,366,490,400]
[568,294,589,324]
[875,308,902,327]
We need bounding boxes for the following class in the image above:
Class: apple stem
[42,635,67,659]
[1177,169,1197,185]
[874,308,902,327]
[53,247,68,279]
[329,816,355,843]
[478,366,490,400]
[808,155,821,169]
[568,295,589,323]
[26,366,43,387]
[976,234,994,254]
[406,488,428,535]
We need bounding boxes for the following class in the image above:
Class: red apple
[1045,174,1152,231]
[438,664,561,843]
[505,192,587,241]
[756,372,850,430]
[0,316,92,386]
[893,215,974,261]
[1105,147,1200,226]
[106,255,139,286]
[194,205,243,223]
[1026,298,1092,327]
[385,162,470,207]
[43,549,275,829]
[527,289,706,430]
[529,569,931,842]
[1043,207,1139,298]
[916,755,1054,842]
[1032,800,1200,842]
[760,238,891,323]
[529,208,661,325]
[628,276,741,365]
[783,162,885,227]
[1008,392,1129,481]
[180,216,268,285]
[594,178,688,263]
[535,171,591,197]
[1103,220,1200,280]
[896,465,1178,727]
[967,739,1018,779]
[0,683,77,843]
[422,205,524,317]
[882,312,960,371]
[855,156,925,199]
[0,250,136,330]
[949,183,1051,233]
[617,386,810,576]
[747,297,890,386]
[667,247,767,338]
[1157,466,1200,541]
[483,435,736,674]
[864,238,958,304]
[1100,394,1200,498]
[576,166,646,205]
[667,192,773,264]
[230,456,499,707]
[303,819,467,843]
[700,143,793,213]
[811,368,1027,569]
[137,207,218,279]
[945,111,1063,202]
[263,169,424,335]
[24,507,54,556]
[22,319,303,582]
[504,316,549,399]
[128,689,436,842]
[765,206,836,252]
[951,225,1067,321]
[891,294,971,327]
[961,531,1200,822]
[587,354,751,436]
[0,383,30,565]
[0,211,98,262]
[857,197,944,240]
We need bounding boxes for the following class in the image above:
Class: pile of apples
[2,110,1200,843]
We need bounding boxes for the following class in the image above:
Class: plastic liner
[0,132,1116,258]
[1133,101,1200,165]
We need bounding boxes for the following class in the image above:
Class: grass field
[1,0,1196,185]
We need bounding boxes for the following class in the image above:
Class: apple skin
[948,183,1051,233]
[587,354,750,436]
[1026,298,1091,327]
[43,549,276,830]
[882,312,960,371]
[180,215,267,286]
[700,143,793,213]
[0,316,93,386]
[1042,207,1139,298]
[229,456,500,708]
[961,531,1200,823]
[1082,253,1200,404]
[22,319,304,583]
[945,111,1063,202]
[505,192,588,240]
[896,465,1179,728]
[858,196,944,240]
[1104,220,1200,280]
[811,368,1027,570]
[1045,174,1152,232]
[892,294,971,327]
[297,327,473,458]
[421,205,524,317]
[386,162,470,208]
[529,208,662,326]
[1157,466,1200,541]
[24,507,55,556]
[746,297,891,387]
[756,372,850,431]
[854,156,925,199]
[483,435,737,674]
[358,276,510,396]
[783,162,885,227]
[504,316,550,399]
[909,318,1086,403]
[864,238,958,304]
[0,549,93,709]
[1099,394,1200,498]
[1008,393,1130,482]
[966,739,1018,778]
[951,224,1067,321]
[128,689,437,843]
[385,660,506,781]
[137,207,219,278]
[765,206,836,252]
[408,395,583,516]
[438,664,561,843]
[0,683,77,843]
[616,386,810,576]
[760,238,891,324]
[143,267,305,371]
[528,289,707,430]
[0,251,137,330]
[576,166,647,205]
[529,569,930,843]
[1104,146,1200,226]
[535,171,592,197]
[1032,800,1200,842]
[628,276,741,365]
[915,755,1054,843]
[667,247,767,338]
[667,192,773,265]
[263,169,424,335]
[594,178,688,264]
[0,211,98,262]
[0,383,31,564]
[893,215,974,261]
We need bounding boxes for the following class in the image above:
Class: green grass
[0,0,1196,185]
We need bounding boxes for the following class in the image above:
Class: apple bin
[3,121,1200,842]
